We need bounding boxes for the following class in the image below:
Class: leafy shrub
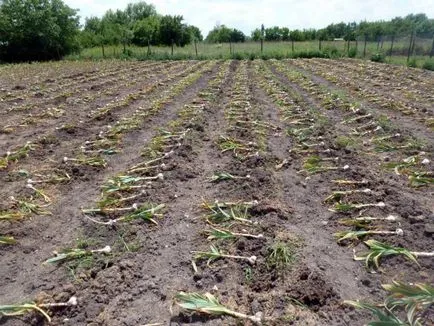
[422,59,434,71]
[370,52,385,63]
[348,47,357,58]
[407,58,417,68]
[291,50,330,59]
[323,46,341,58]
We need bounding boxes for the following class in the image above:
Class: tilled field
[0,59,433,326]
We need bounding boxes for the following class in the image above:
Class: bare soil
[0,59,432,326]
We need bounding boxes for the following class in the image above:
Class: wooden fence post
[171,39,174,56]
[430,33,434,58]
[410,32,416,55]
[407,31,414,62]
[389,35,395,58]
[194,39,198,57]
[363,34,367,57]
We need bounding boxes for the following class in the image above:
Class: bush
[370,52,385,63]
[322,46,341,58]
[422,59,434,71]
[407,58,417,68]
[291,50,330,59]
[348,47,357,58]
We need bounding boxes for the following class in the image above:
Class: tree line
[0,0,433,62]
[251,14,434,42]
[80,2,203,52]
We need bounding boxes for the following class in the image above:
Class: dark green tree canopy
[206,25,245,43]
[250,14,434,43]
[80,2,200,49]
[0,0,80,62]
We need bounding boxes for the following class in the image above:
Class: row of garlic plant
[175,61,277,324]
[0,61,229,323]
[218,60,268,159]
[2,60,157,110]
[265,59,433,324]
[87,61,196,119]
[0,62,215,245]
[271,60,433,188]
[69,61,216,168]
[2,61,186,134]
[298,58,433,125]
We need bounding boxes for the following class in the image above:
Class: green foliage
[206,25,246,43]
[421,59,434,71]
[407,57,417,67]
[79,2,200,50]
[345,281,434,326]
[348,47,358,58]
[371,52,386,62]
[132,15,160,46]
[0,0,80,62]
[266,241,298,270]
[125,1,156,22]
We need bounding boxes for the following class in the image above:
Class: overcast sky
[65,0,434,36]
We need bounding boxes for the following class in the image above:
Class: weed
[266,241,297,270]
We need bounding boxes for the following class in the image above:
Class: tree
[187,25,203,42]
[265,26,282,41]
[230,28,245,43]
[251,28,261,41]
[0,0,80,62]
[159,15,190,46]
[206,25,244,43]
[125,1,156,23]
[132,15,160,45]
[290,29,304,41]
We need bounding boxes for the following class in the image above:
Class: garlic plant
[101,174,164,193]
[10,196,51,216]
[202,200,258,225]
[208,172,250,183]
[338,215,399,227]
[0,211,25,221]
[334,228,403,243]
[332,179,369,185]
[206,227,264,240]
[409,172,434,187]
[0,296,78,322]
[329,201,385,212]
[27,169,70,184]
[26,183,51,203]
[345,281,434,326]
[63,155,107,167]
[300,156,349,174]
[192,245,257,271]
[354,239,434,269]
[0,142,35,169]
[43,245,112,264]
[0,236,16,245]
[324,189,372,203]
[83,203,165,225]
[175,292,262,324]
[218,136,256,157]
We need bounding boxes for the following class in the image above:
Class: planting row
[253,59,433,325]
